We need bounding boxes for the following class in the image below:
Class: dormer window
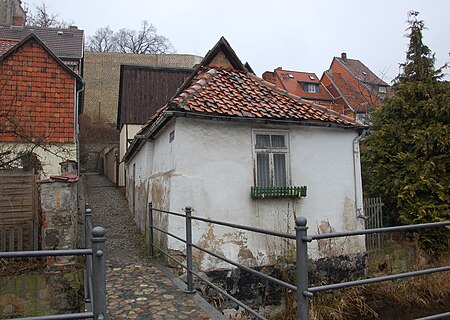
[362,71,367,76]
[309,75,315,80]
[379,86,387,93]
[307,83,317,93]
[299,81,320,93]
[287,73,294,78]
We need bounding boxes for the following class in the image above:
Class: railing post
[85,208,92,249]
[296,217,310,320]
[84,208,93,303]
[184,207,195,293]
[91,226,107,320]
[148,202,154,258]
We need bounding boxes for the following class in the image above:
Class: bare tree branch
[26,3,72,28]
[86,20,175,54]
[86,26,117,52]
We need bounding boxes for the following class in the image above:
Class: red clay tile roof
[0,25,83,59]
[336,57,388,86]
[167,67,358,126]
[273,68,334,101]
[324,71,373,113]
[0,39,18,55]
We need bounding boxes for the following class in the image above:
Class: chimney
[60,160,78,175]
[69,25,78,30]
[341,52,347,62]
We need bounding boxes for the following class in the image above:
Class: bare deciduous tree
[26,3,71,28]
[85,26,117,52]
[86,20,175,54]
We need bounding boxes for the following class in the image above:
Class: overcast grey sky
[25,0,450,82]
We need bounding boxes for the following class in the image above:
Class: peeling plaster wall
[126,117,366,270]
[125,121,175,250]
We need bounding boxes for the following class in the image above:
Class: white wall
[119,124,142,187]
[126,117,366,270]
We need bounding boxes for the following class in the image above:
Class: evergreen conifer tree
[362,12,450,254]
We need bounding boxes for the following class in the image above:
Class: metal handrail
[309,221,450,240]
[8,312,95,320]
[148,203,450,320]
[1,206,106,320]
[151,206,296,239]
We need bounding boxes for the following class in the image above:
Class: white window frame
[378,86,387,93]
[307,83,317,93]
[253,130,290,188]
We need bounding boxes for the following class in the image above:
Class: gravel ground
[83,173,215,320]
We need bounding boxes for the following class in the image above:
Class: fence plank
[18,226,23,251]
[1,226,5,251]
[9,227,15,251]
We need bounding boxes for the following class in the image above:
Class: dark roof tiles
[0,25,84,59]
[0,38,18,54]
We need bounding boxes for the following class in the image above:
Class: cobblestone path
[84,173,215,320]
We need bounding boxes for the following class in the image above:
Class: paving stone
[85,174,213,320]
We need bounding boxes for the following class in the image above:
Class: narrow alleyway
[84,173,220,320]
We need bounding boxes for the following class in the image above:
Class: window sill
[251,186,307,199]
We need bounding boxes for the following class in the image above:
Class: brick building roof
[335,55,388,86]
[323,71,373,113]
[263,68,334,102]
[0,25,84,59]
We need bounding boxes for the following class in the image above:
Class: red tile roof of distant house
[323,71,373,113]
[265,68,334,102]
[335,55,388,86]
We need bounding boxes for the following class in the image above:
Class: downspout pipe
[353,129,368,220]
[75,81,86,177]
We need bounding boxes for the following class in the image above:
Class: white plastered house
[123,38,367,271]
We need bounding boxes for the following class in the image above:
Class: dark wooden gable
[117,65,194,129]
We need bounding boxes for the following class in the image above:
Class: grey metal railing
[148,202,450,320]
[0,206,106,320]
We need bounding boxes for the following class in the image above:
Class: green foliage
[362,12,450,254]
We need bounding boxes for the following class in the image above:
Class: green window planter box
[251,186,307,199]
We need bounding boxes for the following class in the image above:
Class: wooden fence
[364,197,384,250]
[0,169,39,251]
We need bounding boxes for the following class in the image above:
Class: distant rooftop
[0,25,84,59]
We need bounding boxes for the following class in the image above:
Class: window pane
[307,83,317,93]
[256,135,271,148]
[273,154,287,187]
[256,153,270,187]
[271,135,285,148]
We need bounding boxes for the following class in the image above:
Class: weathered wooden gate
[0,169,39,251]
[364,197,384,250]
